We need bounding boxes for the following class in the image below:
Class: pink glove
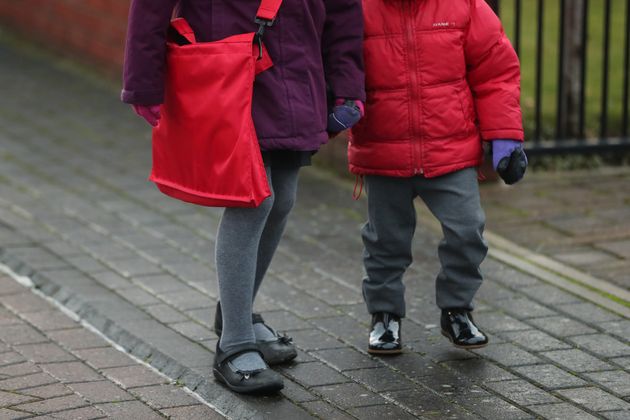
[132,105,161,127]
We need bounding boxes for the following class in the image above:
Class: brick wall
[0,0,130,77]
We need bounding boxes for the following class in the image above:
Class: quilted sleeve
[121,0,179,105]
[465,0,524,141]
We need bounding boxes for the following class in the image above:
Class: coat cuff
[120,89,164,106]
[480,129,524,142]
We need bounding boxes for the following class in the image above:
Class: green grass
[498,0,629,139]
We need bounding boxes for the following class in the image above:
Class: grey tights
[216,166,299,368]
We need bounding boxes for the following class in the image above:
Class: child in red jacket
[349,0,527,354]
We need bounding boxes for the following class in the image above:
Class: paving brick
[442,359,517,382]
[14,343,76,364]
[500,330,572,352]
[13,394,89,415]
[21,383,73,399]
[484,379,559,406]
[479,312,532,333]
[157,289,211,311]
[473,343,541,367]
[101,366,168,388]
[46,329,108,351]
[96,401,163,419]
[90,271,133,290]
[528,403,598,420]
[583,371,630,397]
[0,389,38,407]
[385,387,464,417]
[611,356,630,370]
[169,322,214,342]
[0,291,51,313]
[133,274,185,295]
[492,298,558,319]
[312,348,380,371]
[311,383,385,409]
[0,362,41,377]
[280,380,319,403]
[49,405,107,419]
[144,304,189,324]
[258,310,311,332]
[161,404,226,419]
[289,329,346,351]
[558,302,621,323]
[0,372,57,391]
[464,395,534,419]
[599,320,630,340]
[118,287,161,307]
[344,368,415,392]
[0,324,48,346]
[298,400,354,420]
[527,316,598,337]
[542,349,614,373]
[556,387,630,411]
[20,311,79,332]
[0,351,26,366]
[513,364,587,389]
[40,362,102,383]
[128,384,199,409]
[601,411,630,420]
[349,404,418,420]
[73,347,136,370]
[569,334,630,358]
[280,362,349,388]
[371,352,434,379]
[68,380,134,404]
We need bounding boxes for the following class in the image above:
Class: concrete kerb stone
[0,252,244,418]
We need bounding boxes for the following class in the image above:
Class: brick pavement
[0,274,223,419]
[480,168,630,291]
[0,37,629,419]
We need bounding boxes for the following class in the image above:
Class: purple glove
[132,105,161,127]
[492,139,528,185]
[328,99,365,135]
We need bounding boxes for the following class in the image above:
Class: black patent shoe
[440,309,488,349]
[214,302,298,365]
[213,342,284,394]
[368,312,402,355]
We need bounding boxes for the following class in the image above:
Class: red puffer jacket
[349,0,523,178]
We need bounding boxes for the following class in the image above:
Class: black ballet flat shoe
[368,312,402,355]
[440,309,489,349]
[212,343,284,395]
[214,302,298,365]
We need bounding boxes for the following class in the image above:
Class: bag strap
[254,0,283,59]
[256,0,283,23]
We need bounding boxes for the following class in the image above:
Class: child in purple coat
[123,0,365,394]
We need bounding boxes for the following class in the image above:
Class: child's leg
[414,168,488,310]
[216,166,275,355]
[252,167,300,299]
[362,175,417,317]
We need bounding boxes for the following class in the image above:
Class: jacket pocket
[422,83,468,139]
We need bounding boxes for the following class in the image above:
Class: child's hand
[132,104,162,127]
[327,99,364,137]
[492,139,527,185]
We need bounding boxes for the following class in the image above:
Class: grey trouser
[362,168,488,317]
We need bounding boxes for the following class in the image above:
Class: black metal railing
[487,0,630,154]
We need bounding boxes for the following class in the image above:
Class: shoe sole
[212,368,284,395]
[367,348,403,355]
[440,330,488,350]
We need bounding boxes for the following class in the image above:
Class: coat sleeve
[121,0,179,105]
[465,0,524,141]
[321,0,366,101]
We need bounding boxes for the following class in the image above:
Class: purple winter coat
[121,0,366,151]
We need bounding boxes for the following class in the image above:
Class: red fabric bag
[150,1,283,207]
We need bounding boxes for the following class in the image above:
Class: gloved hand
[492,139,528,185]
[327,99,364,136]
[132,104,161,127]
